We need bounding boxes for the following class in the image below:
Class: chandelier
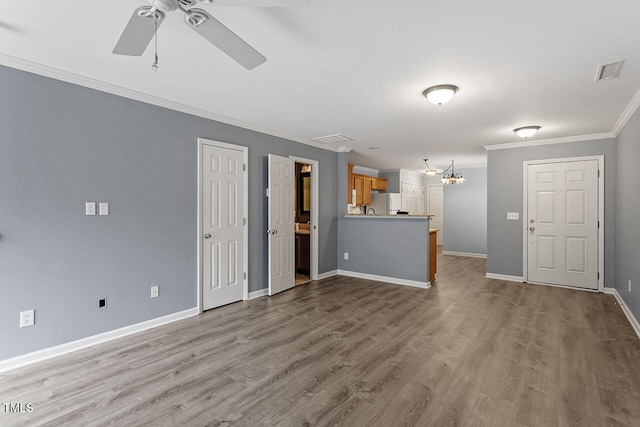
[423,159,465,184]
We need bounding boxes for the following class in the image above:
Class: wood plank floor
[2,252,640,426]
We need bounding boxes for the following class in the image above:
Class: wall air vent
[595,60,624,81]
[312,134,354,144]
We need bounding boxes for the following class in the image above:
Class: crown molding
[337,146,353,152]
[612,87,640,136]
[483,132,615,151]
[0,53,340,153]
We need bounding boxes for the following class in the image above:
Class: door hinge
[266,188,270,197]
[597,272,600,280]
[598,170,600,177]
[244,272,247,280]
[243,163,246,172]
[243,218,247,226]
[598,221,600,229]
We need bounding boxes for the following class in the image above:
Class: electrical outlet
[344,252,349,260]
[20,310,35,328]
[151,285,159,298]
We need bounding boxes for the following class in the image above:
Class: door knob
[204,233,212,239]
[529,227,535,232]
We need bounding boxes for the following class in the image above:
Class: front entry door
[201,143,245,310]
[526,160,598,289]
[268,154,295,295]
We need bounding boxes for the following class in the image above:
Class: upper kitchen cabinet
[348,163,387,206]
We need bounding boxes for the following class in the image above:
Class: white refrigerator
[369,193,401,215]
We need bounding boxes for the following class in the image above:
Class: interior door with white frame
[526,159,599,289]
[289,155,319,281]
[199,139,247,311]
[268,154,295,295]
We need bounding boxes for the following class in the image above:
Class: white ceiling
[2,0,640,173]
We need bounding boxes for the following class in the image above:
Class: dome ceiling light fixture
[423,84,459,106]
[513,125,541,139]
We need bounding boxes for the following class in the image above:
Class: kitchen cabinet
[429,229,438,282]
[348,163,387,206]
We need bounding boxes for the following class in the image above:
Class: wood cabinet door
[354,175,364,205]
[364,177,372,205]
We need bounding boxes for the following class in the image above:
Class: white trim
[318,270,338,280]
[248,289,269,300]
[0,53,339,154]
[337,270,430,289]
[522,156,604,292]
[609,289,640,339]
[483,132,614,151]
[197,138,249,312]
[442,251,487,258]
[486,273,524,282]
[525,280,598,292]
[337,146,353,153]
[612,87,640,136]
[289,155,320,281]
[0,308,199,373]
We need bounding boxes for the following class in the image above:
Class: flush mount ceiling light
[513,126,541,139]
[423,84,459,106]
[423,159,465,184]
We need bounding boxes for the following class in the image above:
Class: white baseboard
[610,288,640,339]
[442,251,487,259]
[337,269,430,289]
[248,288,268,300]
[486,273,524,282]
[0,307,199,374]
[317,270,338,280]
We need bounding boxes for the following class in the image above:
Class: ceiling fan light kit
[513,125,541,139]
[423,84,459,106]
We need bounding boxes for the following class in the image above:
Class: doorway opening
[294,162,312,285]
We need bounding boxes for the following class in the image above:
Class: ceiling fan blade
[185,9,266,70]
[204,0,309,6]
[113,7,165,56]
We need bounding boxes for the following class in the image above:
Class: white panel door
[428,184,444,245]
[527,160,598,289]
[401,182,415,213]
[202,144,245,310]
[268,154,295,295]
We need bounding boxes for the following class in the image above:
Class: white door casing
[199,139,247,311]
[268,154,295,295]
[525,159,599,290]
[289,155,319,281]
[428,184,444,245]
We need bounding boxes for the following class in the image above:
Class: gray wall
[441,168,487,255]
[486,139,616,287]
[338,217,430,283]
[615,107,640,322]
[0,65,338,360]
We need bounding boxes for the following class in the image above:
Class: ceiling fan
[113,0,308,70]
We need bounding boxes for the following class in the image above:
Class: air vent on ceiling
[312,134,354,144]
[595,60,624,81]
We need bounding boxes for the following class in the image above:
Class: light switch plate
[99,202,109,215]
[85,202,96,215]
[507,212,519,220]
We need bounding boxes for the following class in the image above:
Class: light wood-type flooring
[2,251,640,426]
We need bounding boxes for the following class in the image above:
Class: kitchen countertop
[343,214,434,219]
